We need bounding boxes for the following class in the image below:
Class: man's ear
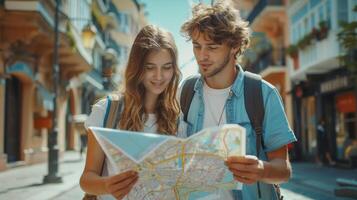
[231,46,240,57]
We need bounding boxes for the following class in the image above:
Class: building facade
[0,0,147,171]
[235,0,295,152]
[287,0,357,164]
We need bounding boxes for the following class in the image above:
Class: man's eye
[209,46,218,50]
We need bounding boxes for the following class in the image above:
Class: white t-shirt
[202,82,231,129]
[178,82,235,200]
[85,99,158,133]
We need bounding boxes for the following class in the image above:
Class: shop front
[334,91,356,162]
[318,72,357,165]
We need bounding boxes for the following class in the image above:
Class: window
[310,0,321,9]
[292,26,297,43]
[352,0,357,22]
[318,4,325,22]
[311,13,316,28]
[304,17,309,34]
[337,0,348,25]
[326,0,332,27]
[98,0,109,12]
[93,50,102,71]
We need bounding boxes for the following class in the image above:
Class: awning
[36,82,55,111]
[85,69,104,90]
[6,62,35,81]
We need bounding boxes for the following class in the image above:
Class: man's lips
[199,63,211,69]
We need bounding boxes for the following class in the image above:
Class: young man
[180,2,297,199]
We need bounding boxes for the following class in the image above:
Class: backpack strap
[244,71,265,152]
[103,95,122,128]
[244,71,264,198]
[97,95,123,178]
[180,76,199,122]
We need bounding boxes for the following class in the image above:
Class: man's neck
[205,64,238,89]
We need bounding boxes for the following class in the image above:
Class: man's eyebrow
[192,41,219,46]
[207,43,219,46]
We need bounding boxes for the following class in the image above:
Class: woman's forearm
[80,171,108,195]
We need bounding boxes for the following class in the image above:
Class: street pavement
[281,162,357,200]
[1,151,356,200]
[0,151,85,200]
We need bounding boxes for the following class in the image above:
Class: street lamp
[43,0,62,183]
[82,23,97,49]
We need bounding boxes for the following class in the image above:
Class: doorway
[4,76,22,162]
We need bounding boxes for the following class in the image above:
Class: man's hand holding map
[89,124,246,200]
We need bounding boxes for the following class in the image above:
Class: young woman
[80,25,181,200]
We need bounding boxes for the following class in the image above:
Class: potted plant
[317,21,329,40]
[286,44,299,69]
[286,44,298,58]
[311,27,319,40]
[297,34,312,50]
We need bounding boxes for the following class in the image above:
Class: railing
[248,48,286,73]
[62,0,92,34]
[107,0,130,34]
[247,0,284,23]
[267,0,283,6]
[107,36,121,55]
[247,0,267,23]
[91,12,106,42]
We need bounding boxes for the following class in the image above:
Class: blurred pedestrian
[316,118,336,166]
[80,25,182,200]
[73,114,88,159]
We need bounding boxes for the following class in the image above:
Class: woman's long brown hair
[118,25,181,135]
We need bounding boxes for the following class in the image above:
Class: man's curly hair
[181,1,251,57]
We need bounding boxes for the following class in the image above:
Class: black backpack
[180,71,283,200]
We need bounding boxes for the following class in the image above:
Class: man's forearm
[261,159,292,184]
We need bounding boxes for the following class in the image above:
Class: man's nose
[199,48,209,60]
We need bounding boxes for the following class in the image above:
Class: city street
[0,151,356,200]
[1,0,357,199]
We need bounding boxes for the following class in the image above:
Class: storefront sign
[336,92,356,113]
[320,76,349,94]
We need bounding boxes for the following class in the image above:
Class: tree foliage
[337,5,357,75]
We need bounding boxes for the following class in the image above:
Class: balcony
[2,0,93,75]
[247,0,284,24]
[245,48,286,74]
[289,29,340,81]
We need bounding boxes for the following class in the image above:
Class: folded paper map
[89,124,246,200]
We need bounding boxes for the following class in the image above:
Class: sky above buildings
[139,0,213,80]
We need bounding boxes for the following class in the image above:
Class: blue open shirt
[184,65,297,200]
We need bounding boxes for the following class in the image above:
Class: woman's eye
[145,66,154,70]
[163,64,173,70]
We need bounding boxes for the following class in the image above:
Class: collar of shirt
[194,64,245,98]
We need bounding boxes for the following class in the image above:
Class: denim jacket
[184,65,297,200]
